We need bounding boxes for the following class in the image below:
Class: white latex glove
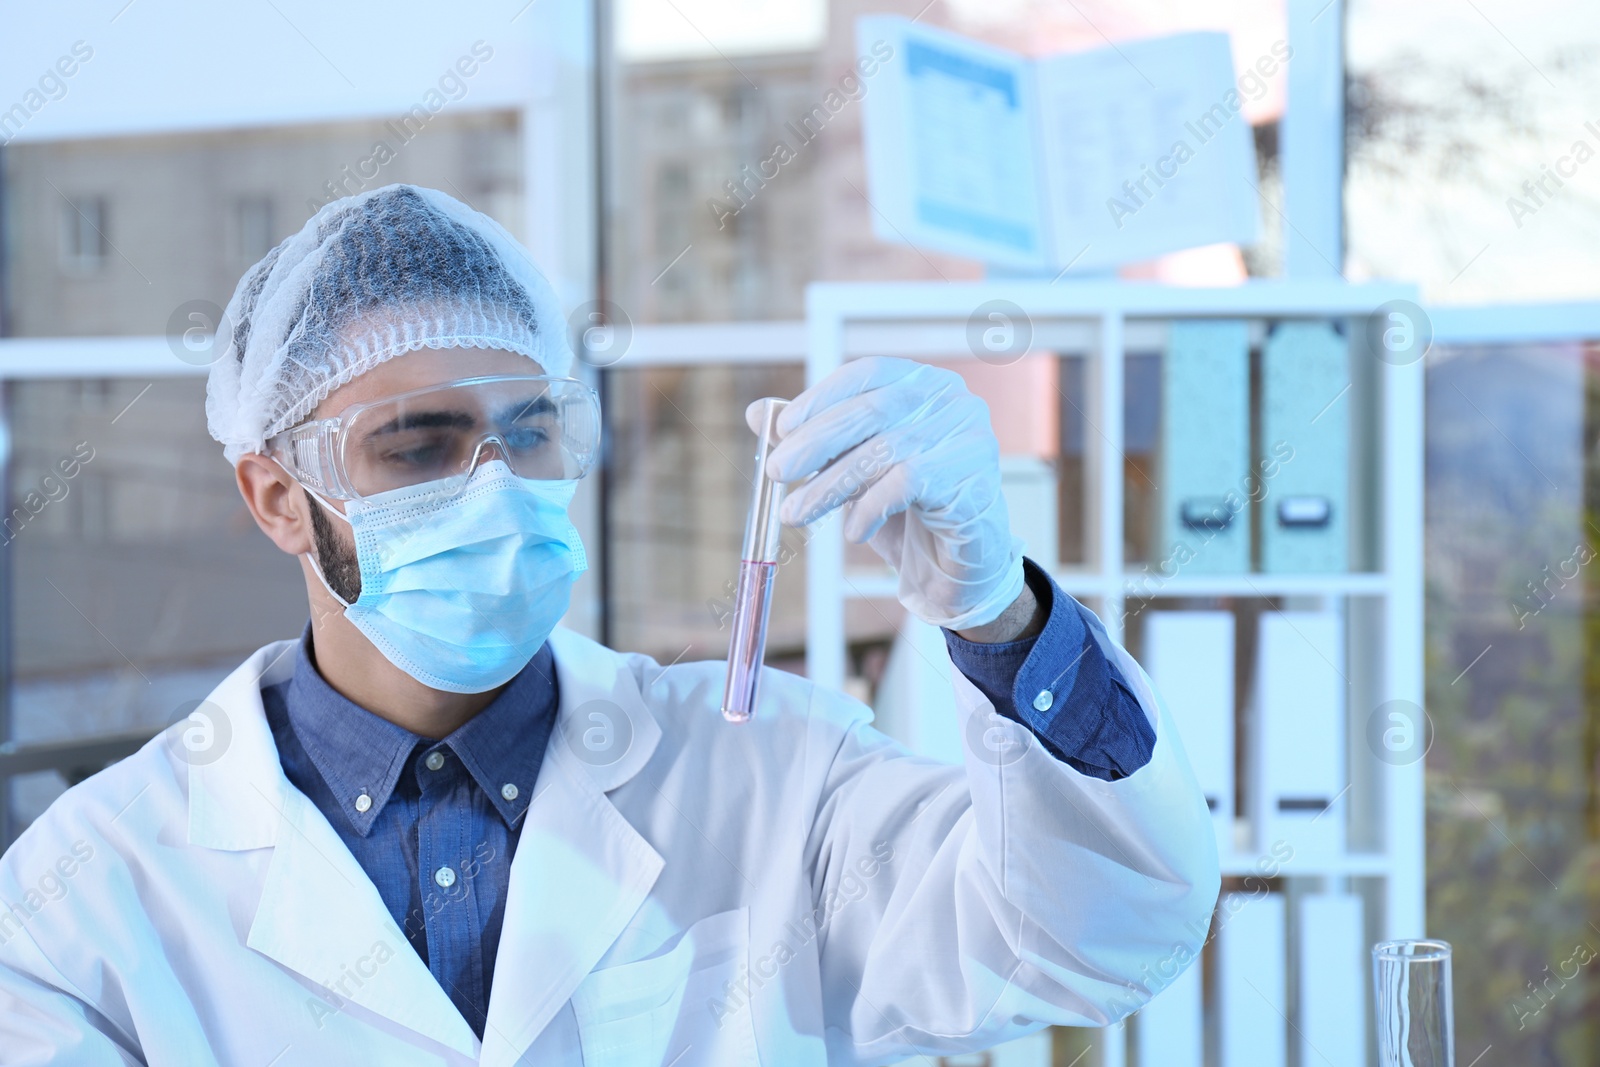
[747,356,1025,631]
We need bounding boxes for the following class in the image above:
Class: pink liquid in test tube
[722,398,789,722]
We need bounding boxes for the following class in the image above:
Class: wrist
[953,581,1044,643]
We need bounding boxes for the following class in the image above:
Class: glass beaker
[1373,939,1454,1066]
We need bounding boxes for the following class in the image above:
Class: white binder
[933,1029,1053,1066]
[1219,891,1287,1067]
[1160,320,1252,574]
[1261,321,1349,572]
[1252,611,1346,857]
[1143,611,1234,844]
[874,617,962,764]
[999,455,1058,567]
[1136,951,1203,1067]
[1299,893,1365,1066]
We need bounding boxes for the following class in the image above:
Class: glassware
[721,397,789,722]
[1374,939,1454,1066]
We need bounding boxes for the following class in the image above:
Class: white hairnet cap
[206,183,573,465]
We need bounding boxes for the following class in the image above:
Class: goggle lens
[278,376,601,500]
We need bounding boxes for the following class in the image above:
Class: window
[57,195,108,274]
[1423,337,1600,1056]
[1346,0,1600,304]
[2,378,306,842]
[4,111,522,338]
[232,196,275,264]
[604,363,807,664]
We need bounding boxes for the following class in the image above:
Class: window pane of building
[3,378,307,841]
[1346,0,1600,303]
[606,0,1290,326]
[1424,341,1600,1056]
[57,196,109,274]
[2,111,522,338]
[604,364,807,663]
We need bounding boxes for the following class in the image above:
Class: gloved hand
[747,356,1025,631]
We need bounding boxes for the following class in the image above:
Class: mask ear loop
[261,445,358,610]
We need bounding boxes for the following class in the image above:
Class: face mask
[302,461,587,693]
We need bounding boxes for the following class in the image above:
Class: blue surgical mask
[303,461,587,693]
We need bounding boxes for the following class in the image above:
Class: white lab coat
[0,610,1218,1066]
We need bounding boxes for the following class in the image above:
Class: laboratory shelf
[807,278,1424,1067]
[843,568,1393,601]
[1217,852,1393,878]
[1119,571,1392,598]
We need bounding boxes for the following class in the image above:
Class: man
[0,184,1217,1065]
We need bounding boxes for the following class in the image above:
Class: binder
[1219,892,1286,1067]
[986,1028,1053,1066]
[999,455,1058,567]
[1159,320,1252,574]
[1136,950,1203,1067]
[874,617,962,764]
[1299,894,1365,1066]
[1143,611,1234,844]
[1261,321,1349,572]
[1252,611,1346,856]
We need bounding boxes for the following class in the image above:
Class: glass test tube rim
[1373,939,1453,963]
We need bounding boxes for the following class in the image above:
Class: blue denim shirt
[942,558,1155,780]
[261,633,559,1039]
[264,558,1153,1038]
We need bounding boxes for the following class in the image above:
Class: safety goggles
[268,375,601,501]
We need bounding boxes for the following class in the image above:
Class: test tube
[722,397,789,722]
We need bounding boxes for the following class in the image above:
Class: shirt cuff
[942,557,1155,781]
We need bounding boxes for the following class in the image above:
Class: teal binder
[1159,320,1251,574]
[1261,321,1349,573]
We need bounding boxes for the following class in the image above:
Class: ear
[236,453,319,556]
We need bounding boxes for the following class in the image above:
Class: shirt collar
[441,643,558,828]
[285,624,560,837]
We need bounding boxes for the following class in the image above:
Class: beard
[306,489,363,604]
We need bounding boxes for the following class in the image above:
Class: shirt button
[425,751,445,771]
[1033,690,1054,712]
[501,783,519,801]
[354,793,372,813]
[434,866,457,889]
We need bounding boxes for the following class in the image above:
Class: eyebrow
[366,410,478,437]
[495,395,557,423]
